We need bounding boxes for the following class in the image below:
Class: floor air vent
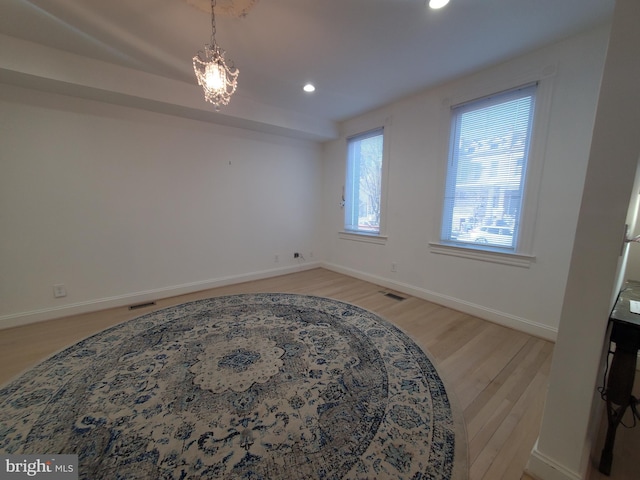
[128,301,157,310]
[380,291,406,301]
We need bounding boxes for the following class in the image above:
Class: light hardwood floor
[0,268,637,479]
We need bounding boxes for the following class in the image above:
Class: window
[345,128,385,234]
[441,84,537,251]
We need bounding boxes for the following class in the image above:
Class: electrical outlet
[294,252,299,258]
[274,254,280,263]
[53,284,67,298]
[391,262,398,272]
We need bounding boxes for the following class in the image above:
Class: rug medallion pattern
[0,294,465,479]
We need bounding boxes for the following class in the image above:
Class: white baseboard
[322,262,558,342]
[0,261,558,342]
[526,443,583,480]
[0,262,321,330]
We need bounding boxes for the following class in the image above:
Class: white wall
[321,24,610,340]
[0,22,612,341]
[623,221,640,280]
[528,0,640,478]
[0,85,323,327]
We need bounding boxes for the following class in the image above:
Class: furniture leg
[598,346,637,475]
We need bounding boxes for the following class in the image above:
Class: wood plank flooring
[0,268,635,479]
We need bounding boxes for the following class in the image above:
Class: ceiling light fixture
[193,0,239,110]
[428,0,450,9]
[303,83,316,93]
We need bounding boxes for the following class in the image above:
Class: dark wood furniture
[599,280,640,475]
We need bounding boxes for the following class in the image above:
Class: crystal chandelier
[193,0,239,110]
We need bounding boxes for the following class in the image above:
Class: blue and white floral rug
[0,293,467,479]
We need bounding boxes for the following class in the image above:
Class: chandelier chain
[210,0,217,44]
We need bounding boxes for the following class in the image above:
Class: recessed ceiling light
[428,0,450,9]
[303,83,316,93]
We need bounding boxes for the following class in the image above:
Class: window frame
[340,116,391,243]
[430,69,555,266]
[442,83,537,251]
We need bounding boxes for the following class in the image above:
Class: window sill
[428,241,535,267]
[339,231,388,245]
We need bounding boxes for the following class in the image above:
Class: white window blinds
[345,128,384,234]
[442,84,537,250]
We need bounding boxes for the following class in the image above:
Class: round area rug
[0,293,467,479]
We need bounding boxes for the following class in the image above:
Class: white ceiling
[0,0,615,138]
